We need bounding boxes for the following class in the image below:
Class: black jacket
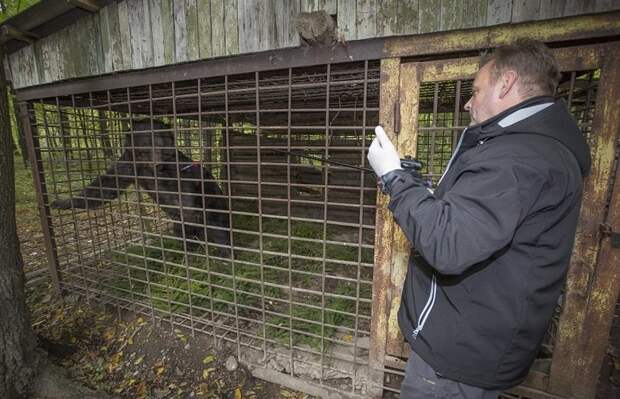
[388,96,591,389]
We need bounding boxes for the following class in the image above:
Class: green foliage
[0,0,41,23]
[102,214,373,353]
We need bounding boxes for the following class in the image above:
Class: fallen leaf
[202,367,215,379]
[202,354,215,364]
[234,387,242,399]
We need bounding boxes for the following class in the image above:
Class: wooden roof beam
[68,0,101,13]
[0,24,40,45]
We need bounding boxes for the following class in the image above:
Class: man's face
[464,61,503,125]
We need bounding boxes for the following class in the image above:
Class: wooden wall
[7,0,620,89]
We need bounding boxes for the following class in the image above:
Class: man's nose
[464,98,472,111]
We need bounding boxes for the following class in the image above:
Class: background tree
[0,42,40,398]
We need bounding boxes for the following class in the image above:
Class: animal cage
[22,60,384,397]
[18,38,620,398]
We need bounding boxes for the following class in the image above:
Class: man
[368,39,591,398]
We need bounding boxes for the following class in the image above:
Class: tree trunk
[0,45,40,398]
[10,90,29,168]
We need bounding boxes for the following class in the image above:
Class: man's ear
[499,70,518,99]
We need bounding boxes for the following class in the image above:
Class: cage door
[371,43,620,399]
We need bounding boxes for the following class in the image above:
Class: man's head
[464,39,561,125]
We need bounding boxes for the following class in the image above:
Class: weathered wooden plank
[8,51,21,88]
[6,51,24,89]
[301,0,337,14]
[160,0,175,65]
[79,16,96,76]
[462,0,488,28]
[150,0,166,65]
[59,23,72,79]
[357,0,376,39]
[51,30,64,82]
[224,0,240,55]
[4,58,14,88]
[22,46,40,87]
[80,15,93,76]
[185,0,200,61]
[212,0,226,56]
[86,14,103,76]
[441,0,464,30]
[127,0,153,69]
[196,0,212,58]
[419,0,440,33]
[117,0,134,70]
[174,0,188,62]
[39,33,57,83]
[127,0,144,69]
[141,0,154,68]
[258,0,277,51]
[564,0,596,16]
[539,0,565,19]
[512,0,542,22]
[275,0,300,48]
[61,21,75,79]
[595,0,620,12]
[397,0,419,35]
[32,40,46,84]
[237,0,259,53]
[338,0,357,40]
[106,1,124,71]
[99,5,114,73]
[376,0,398,36]
[486,0,512,25]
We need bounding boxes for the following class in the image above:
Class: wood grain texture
[224,0,240,55]
[419,0,440,33]
[212,0,226,56]
[185,0,200,61]
[150,0,166,66]
[196,0,212,58]
[338,0,357,41]
[512,0,542,22]
[238,0,259,53]
[117,0,133,70]
[357,0,376,39]
[486,0,512,25]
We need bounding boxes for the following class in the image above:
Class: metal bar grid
[24,60,380,397]
[416,79,473,184]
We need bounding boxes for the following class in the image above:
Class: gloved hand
[368,125,402,177]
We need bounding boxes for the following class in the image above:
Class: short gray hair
[481,39,561,97]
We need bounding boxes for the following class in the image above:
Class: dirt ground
[14,158,619,399]
[15,159,312,399]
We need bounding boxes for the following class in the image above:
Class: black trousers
[400,350,501,399]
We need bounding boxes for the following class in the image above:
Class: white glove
[368,125,402,177]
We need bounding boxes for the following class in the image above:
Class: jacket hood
[472,96,592,176]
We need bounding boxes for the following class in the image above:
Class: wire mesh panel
[24,60,381,397]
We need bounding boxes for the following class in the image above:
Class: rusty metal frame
[369,42,620,399]
[18,102,62,296]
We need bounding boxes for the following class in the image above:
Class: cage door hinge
[600,223,620,248]
[394,102,401,135]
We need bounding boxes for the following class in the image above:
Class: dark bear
[51,120,231,256]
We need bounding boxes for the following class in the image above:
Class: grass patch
[102,215,374,352]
